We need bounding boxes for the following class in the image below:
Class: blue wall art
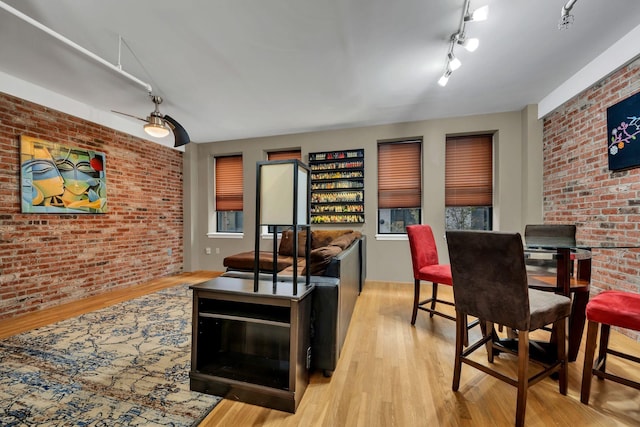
[607,91,640,171]
[20,135,107,213]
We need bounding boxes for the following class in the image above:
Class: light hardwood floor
[2,272,639,426]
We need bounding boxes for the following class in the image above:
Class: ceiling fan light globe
[144,122,170,138]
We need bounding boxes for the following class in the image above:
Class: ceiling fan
[113,95,190,147]
[0,3,191,147]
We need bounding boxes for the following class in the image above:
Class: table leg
[568,290,589,362]
[557,248,571,295]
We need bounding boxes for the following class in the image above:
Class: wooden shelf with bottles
[309,149,364,224]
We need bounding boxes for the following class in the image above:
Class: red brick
[543,58,640,307]
[0,92,183,321]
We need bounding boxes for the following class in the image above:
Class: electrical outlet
[205,247,211,255]
[167,248,172,256]
[215,248,220,254]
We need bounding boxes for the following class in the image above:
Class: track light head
[438,69,452,87]
[458,36,479,52]
[465,5,489,22]
[448,53,461,71]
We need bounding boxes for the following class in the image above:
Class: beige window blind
[378,140,421,209]
[215,155,243,211]
[267,150,301,161]
[445,135,493,206]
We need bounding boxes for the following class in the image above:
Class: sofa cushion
[305,245,343,275]
[278,229,308,257]
[328,231,362,250]
[311,229,353,249]
[223,251,294,272]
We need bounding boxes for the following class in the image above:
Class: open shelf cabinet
[309,149,365,224]
[189,276,314,413]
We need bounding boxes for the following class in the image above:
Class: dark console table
[189,276,314,413]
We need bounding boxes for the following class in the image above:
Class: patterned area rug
[0,285,221,426]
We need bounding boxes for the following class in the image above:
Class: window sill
[207,232,244,239]
[375,234,408,241]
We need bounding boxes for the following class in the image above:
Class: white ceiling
[1,0,640,148]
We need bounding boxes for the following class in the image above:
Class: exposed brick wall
[543,58,640,339]
[0,92,183,321]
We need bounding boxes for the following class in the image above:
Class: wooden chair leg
[463,316,469,347]
[515,330,529,427]
[556,317,568,395]
[597,324,611,377]
[482,321,496,363]
[580,320,599,404]
[430,282,439,318]
[452,310,465,391]
[411,279,420,325]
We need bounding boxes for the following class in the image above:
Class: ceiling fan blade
[163,115,191,147]
[111,110,147,122]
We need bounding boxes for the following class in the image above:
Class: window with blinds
[265,150,302,233]
[445,134,493,230]
[215,155,244,233]
[377,139,422,234]
[267,150,301,161]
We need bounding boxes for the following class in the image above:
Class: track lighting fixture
[436,0,488,87]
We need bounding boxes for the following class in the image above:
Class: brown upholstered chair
[407,224,454,324]
[446,230,571,427]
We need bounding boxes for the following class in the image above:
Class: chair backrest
[406,225,440,278]
[446,230,531,331]
[524,224,576,248]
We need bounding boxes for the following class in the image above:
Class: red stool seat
[581,290,640,405]
[586,290,640,331]
[417,264,453,286]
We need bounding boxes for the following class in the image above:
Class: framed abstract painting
[607,91,640,171]
[20,135,107,213]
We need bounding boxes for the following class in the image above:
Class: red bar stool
[406,224,454,325]
[580,290,640,404]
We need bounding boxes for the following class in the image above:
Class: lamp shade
[258,160,309,225]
